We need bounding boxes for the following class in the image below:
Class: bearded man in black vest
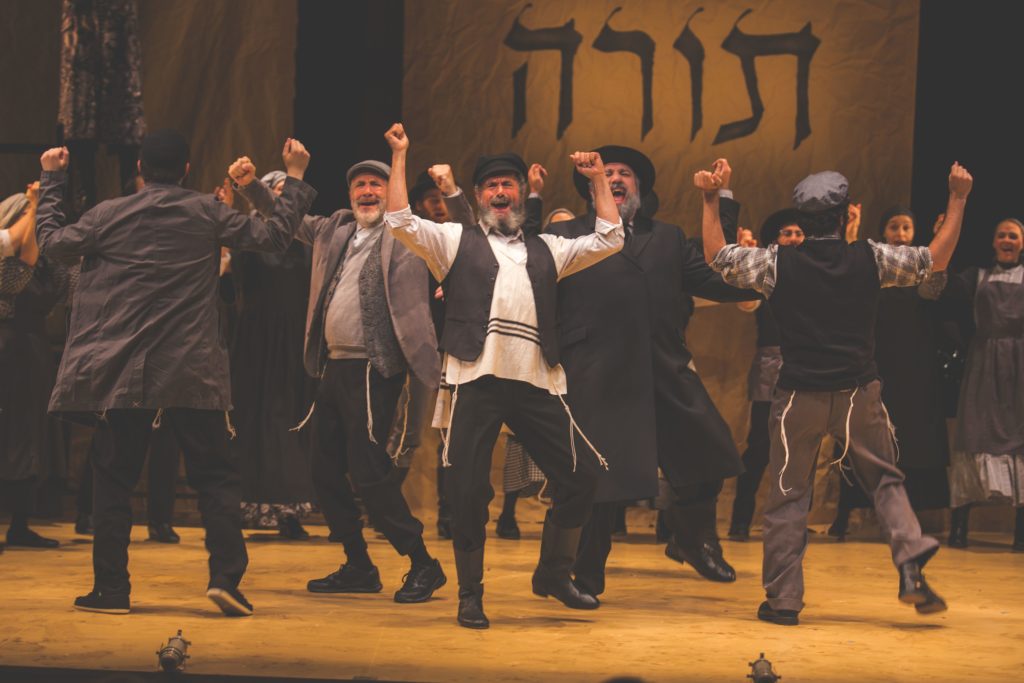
[700,161,973,625]
[383,122,623,629]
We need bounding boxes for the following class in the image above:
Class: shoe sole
[307,583,383,594]
[758,612,799,626]
[73,604,130,615]
[531,587,601,610]
[206,588,253,617]
[457,618,490,629]
[915,600,948,614]
[394,573,447,604]
[669,552,737,583]
[898,591,929,606]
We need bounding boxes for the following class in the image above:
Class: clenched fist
[25,181,40,207]
[737,227,757,248]
[428,164,456,195]
[283,138,310,178]
[528,163,547,194]
[40,146,70,172]
[712,158,732,190]
[571,151,604,179]
[693,168,723,193]
[385,123,409,152]
[948,162,973,200]
[229,156,257,186]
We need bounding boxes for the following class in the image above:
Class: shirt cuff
[384,205,414,228]
[41,169,67,183]
[709,243,739,273]
[445,188,462,199]
[594,216,624,235]
[0,230,13,257]
[529,192,541,199]
[719,189,734,199]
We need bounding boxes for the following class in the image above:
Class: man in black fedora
[383,122,623,629]
[546,146,757,598]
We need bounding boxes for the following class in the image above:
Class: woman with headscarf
[944,218,1024,551]
[1,185,78,549]
[828,206,951,539]
[230,171,317,539]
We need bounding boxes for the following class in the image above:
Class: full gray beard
[480,203,526,236]
[355,205,384,229]
[617,192,642,224]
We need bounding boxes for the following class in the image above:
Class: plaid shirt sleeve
[868,240,933,288]
[710,243,779,297]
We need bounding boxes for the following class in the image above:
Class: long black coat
[36,170,316,416]
[548,200,754,502]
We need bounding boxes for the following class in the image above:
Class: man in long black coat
[547,147,755,597]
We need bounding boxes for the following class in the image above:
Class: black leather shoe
[458,589,489,629]
[533,516,599,609]
[437,516,452,540]
[665,538,737,582]
[307,564,383,593]
[75,514,94,536]
[6,527,59,548]
[496,514,520,540]
[757,600,799,626]
[727,522,750,541]
[533,572,600,609]
[394,559,446,603]
[148,523,180,544]
[278,517,310,540]
[206,586,253,617]
[898,561,946,613]
[74,589,130,614]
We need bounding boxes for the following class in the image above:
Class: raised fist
[948,162,973,200]
[228,157,257,186]
[283,138,310,177]
[428,164,456,195]
[693,169,723,193]
[737,227,757,248]
[571,151,604,179]
[528,163,547,194]
[25,181,40,207]
[712,158,732,190]
[846,202,862,243]
[385,123,409,152]
[40,146,70,172]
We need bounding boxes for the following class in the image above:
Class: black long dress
[230,243,317,518]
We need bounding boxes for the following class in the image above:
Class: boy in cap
[383,122,623,629]
[236,154,447,605]
[35,131,317,616]
[697,159,973,624]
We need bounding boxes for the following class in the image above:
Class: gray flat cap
[346,160,391,184]
[793,171,849,212]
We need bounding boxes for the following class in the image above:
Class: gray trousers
[762,380,939,612]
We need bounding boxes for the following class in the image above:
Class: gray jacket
[239,180,443,388]
[36,170,316,416]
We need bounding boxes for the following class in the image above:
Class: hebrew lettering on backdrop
[672,7,706,142]
[592,7,656,140]
[714,9,820,149]
[504,3,583,139]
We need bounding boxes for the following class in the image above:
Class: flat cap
[473,153,527,186]
[792,171,849,212]
[346,160,391,185]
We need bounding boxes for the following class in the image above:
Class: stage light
[157,629,191,673]
[748,652,780,683]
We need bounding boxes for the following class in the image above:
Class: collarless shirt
[324,221,384,359]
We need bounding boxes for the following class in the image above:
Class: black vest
[769,239,880,391]
[441,225,560,366]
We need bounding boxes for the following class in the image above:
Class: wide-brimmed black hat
[473,153,527,186]
[759,208,803,246]
[572,145,655,200]
[410,170,437,204]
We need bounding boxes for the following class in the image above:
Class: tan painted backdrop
[402,0,930,532]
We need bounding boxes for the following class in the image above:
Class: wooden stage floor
[2,503,1022,682]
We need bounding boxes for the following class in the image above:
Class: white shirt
[385,205,623,394]
[0,230,13,258]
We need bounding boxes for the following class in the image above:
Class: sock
[342,533,372,570]
[409,540,433,568]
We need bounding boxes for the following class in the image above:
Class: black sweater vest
[440,225,560,367]
[769,239,880,391]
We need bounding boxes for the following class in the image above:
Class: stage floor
[2,504,1022,682]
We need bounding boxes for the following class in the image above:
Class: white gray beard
[480,203,526,236]
[617,192,641,224]
[355,206,383,229]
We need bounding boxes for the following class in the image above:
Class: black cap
[573,145,655,200]
[140,129,189,179]
[472,153,527,186]
[877,205,915,237]
[410,170,438,204]
[759,208,803,246]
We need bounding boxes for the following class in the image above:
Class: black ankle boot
[532,514,599,609]
[948,506,969,549]
[828,508,850,542]
[454,548,489,629]
[1014,508,1024,552]
[898,560,947,614]
[664,499,736,582]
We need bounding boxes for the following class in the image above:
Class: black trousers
[574,471,723,595]
[444,376,599,553]
[77,427,179,524]
[91,409,247,593]
[730,400,772,529]
[311,359,424,556]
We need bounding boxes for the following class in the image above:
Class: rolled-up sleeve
[540,216,624,280]
[711,243,778,296]
[869,240,933,288]
[384,205,462,282]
